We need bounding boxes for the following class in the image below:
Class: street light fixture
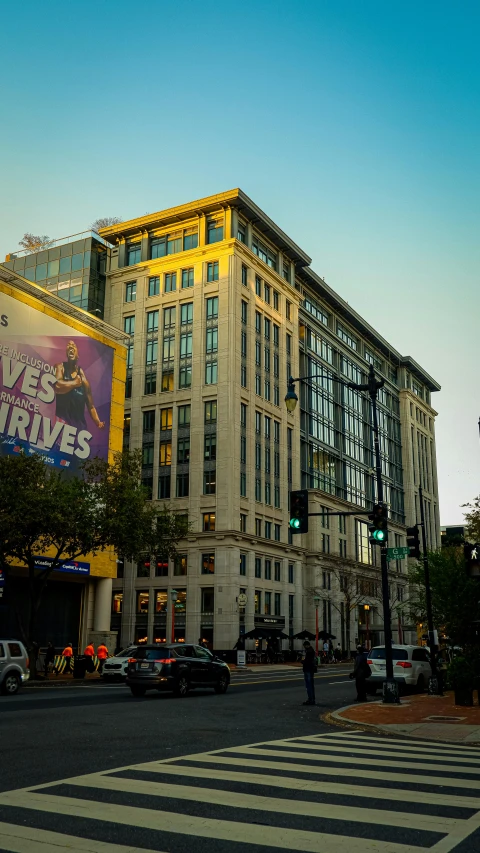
[285,364,400,703]
[313,594,321,656]
[170,589,178,644]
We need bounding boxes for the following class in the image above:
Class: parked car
[0,639,30,695]
[102,646,139,681]
[126,643,230,698]
[367,644,432,693]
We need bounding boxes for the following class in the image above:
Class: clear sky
[1,1,478,524]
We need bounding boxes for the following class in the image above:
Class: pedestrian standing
[84,641,95,673]
[96,642,108,673]
[61,642,73,674]
[349,645,371,702]
[302,640,316,705]
[198,637,209,650]
[44,642,55,678]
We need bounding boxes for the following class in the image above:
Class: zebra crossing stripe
[0,820,162,853]
[256,737,480,765]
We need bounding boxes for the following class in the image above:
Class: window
[322,571,331,590]
[265,446,271,474]
[179,365,192,388]
[320,506,330,528]
[241,332,247,358]
[274,485,280,508]
[181,268,194,289]
[240,472,247,496]
[255,411,261,433]
[207,296,219,319]
[155,556,168,577]
[147,310,159,333]
[239,553,247,576]
[264,284,270,304]
[356,519,372,564]
[159,441,172,466]
[274,420,280,444]
[255,557,262,578]
[124,315,135,335]
[241,300,248,324]
[286,300,291,320]
[204,471,216,494]
[137,590,149,613]
[125,281,136,302]
[158,475,171,499]
[184,227,198,251]
[337,323,357,351]
[205,361,217,384]
[240,513,247,532]
[274,593,281,616]
[206,327,218,353]
[207,261,219,282]
[203,512,216,531]
[148,276,160,297]
[202,553,215,574]
[176,472,189,497]
[255,341,261,367]
[265,482,271,504]
[265,559,271,580]
[207,218,223,244]
[164,306,176,329]
[273,385,279,406]
[204,434,217,461]
[180,331,193,358]
[167,232,182,254]
[273,290,279,311]
[264,592,271,615]
[338,515,346,534]
[240,435,246,464]
[127,243,141,265]
[288,563,294,584]
[178,404,190,426]
[142,442,154,466]
[255,518,262,536]
[174,555,188,576]
[143,410,155,432]
[145,340,158,366]
[264,318,271,340]
[241,264,248,285]
[180,302,193,325]
[264,379,270,401]
[339,539,347,558]
[255,311,261,334]
[282,262,290,283]
[159,407,172,431]
[264,521,272,539]
[255,443,261,470]
[241,364,247,387]
[273,324,279,346]
[240,403,247,428]
[255,276,262,296]
[144,372,156,395]
[252,235,277,269]
[205,400,217,423]
[255,590,262,614]
[238,222,246,243]
[177,437,190,464]
[112,592,123,614]
[264,347,270,372]
[165,272,176,293]
[264,416,271,439]
[274,524,281,541]
[288,594,294,619]
[286,333,291,356]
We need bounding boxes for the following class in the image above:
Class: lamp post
[286,364,399,704]
[313,595,321,656]
[364,604,370,650]
[170,589,178,644]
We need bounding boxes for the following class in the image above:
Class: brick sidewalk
[330,690,480,745]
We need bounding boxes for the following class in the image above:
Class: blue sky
[1,1,478,524]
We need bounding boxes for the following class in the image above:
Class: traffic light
[464,543,480,578]
[406,525,421,559]
[368,503,388,544]
[289,489,309,534]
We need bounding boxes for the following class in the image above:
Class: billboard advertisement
[0,292,113,475]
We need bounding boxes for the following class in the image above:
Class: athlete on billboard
[54,340,105,431]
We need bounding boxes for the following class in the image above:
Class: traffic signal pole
[418,485,441,694]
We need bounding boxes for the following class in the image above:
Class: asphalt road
[0,666,353,792]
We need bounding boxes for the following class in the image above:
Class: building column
[91,577,117,655]
[117,238,126,268]
[141,231,149,263]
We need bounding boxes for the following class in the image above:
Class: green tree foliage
[0,451,187,673]
[462,495,480,542]
[408,548,480,647]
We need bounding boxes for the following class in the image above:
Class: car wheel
[416,675,425,693]
[1,673,20,696]
[174,675,190,697]
[214,672,229,694]
[130,686,146,697]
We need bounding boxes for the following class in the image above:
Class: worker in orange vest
[97,643,108,673]
[61,642,73,674]
[84,641,95,674]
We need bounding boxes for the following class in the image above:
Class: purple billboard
[0,292,113,475]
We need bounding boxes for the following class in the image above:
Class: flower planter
[454,688,474,706]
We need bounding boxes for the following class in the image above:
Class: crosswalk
[0,730,479,852]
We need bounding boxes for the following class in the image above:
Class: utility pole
[418,486,442,694]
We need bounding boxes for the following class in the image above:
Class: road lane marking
[263,738,480,766]
[0,820,163,853]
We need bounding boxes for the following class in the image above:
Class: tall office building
[98,189,441,652]
[5,190,441,652]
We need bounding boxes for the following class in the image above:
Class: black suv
[126,644,230,698]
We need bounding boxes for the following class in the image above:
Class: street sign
[387,546,410,561]
[237,593,247,608]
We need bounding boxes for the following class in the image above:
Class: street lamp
[170,589,178,644]
[364,604,370,651]
[313,595,321,656]
[286,364,399,704]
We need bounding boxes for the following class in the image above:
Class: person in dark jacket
[44,642,56,678]
[350,645,370,701]
[302,640,316,705]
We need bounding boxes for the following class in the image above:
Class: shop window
[137,591,149,614]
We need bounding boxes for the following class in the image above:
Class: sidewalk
[328,690,480,745]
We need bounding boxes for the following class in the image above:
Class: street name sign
[387,546,410,561]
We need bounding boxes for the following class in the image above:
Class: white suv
[0,639,30,695]
[367,645,431,693]
[102,646,138,681]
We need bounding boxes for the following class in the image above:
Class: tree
[91,217,123,232]
[18,233,54,253]
[0,451,187,675]
[408,548,480,647]
[462,495,480,542]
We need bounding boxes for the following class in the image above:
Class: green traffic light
[290,518,301,530]
[372,529,386,542]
